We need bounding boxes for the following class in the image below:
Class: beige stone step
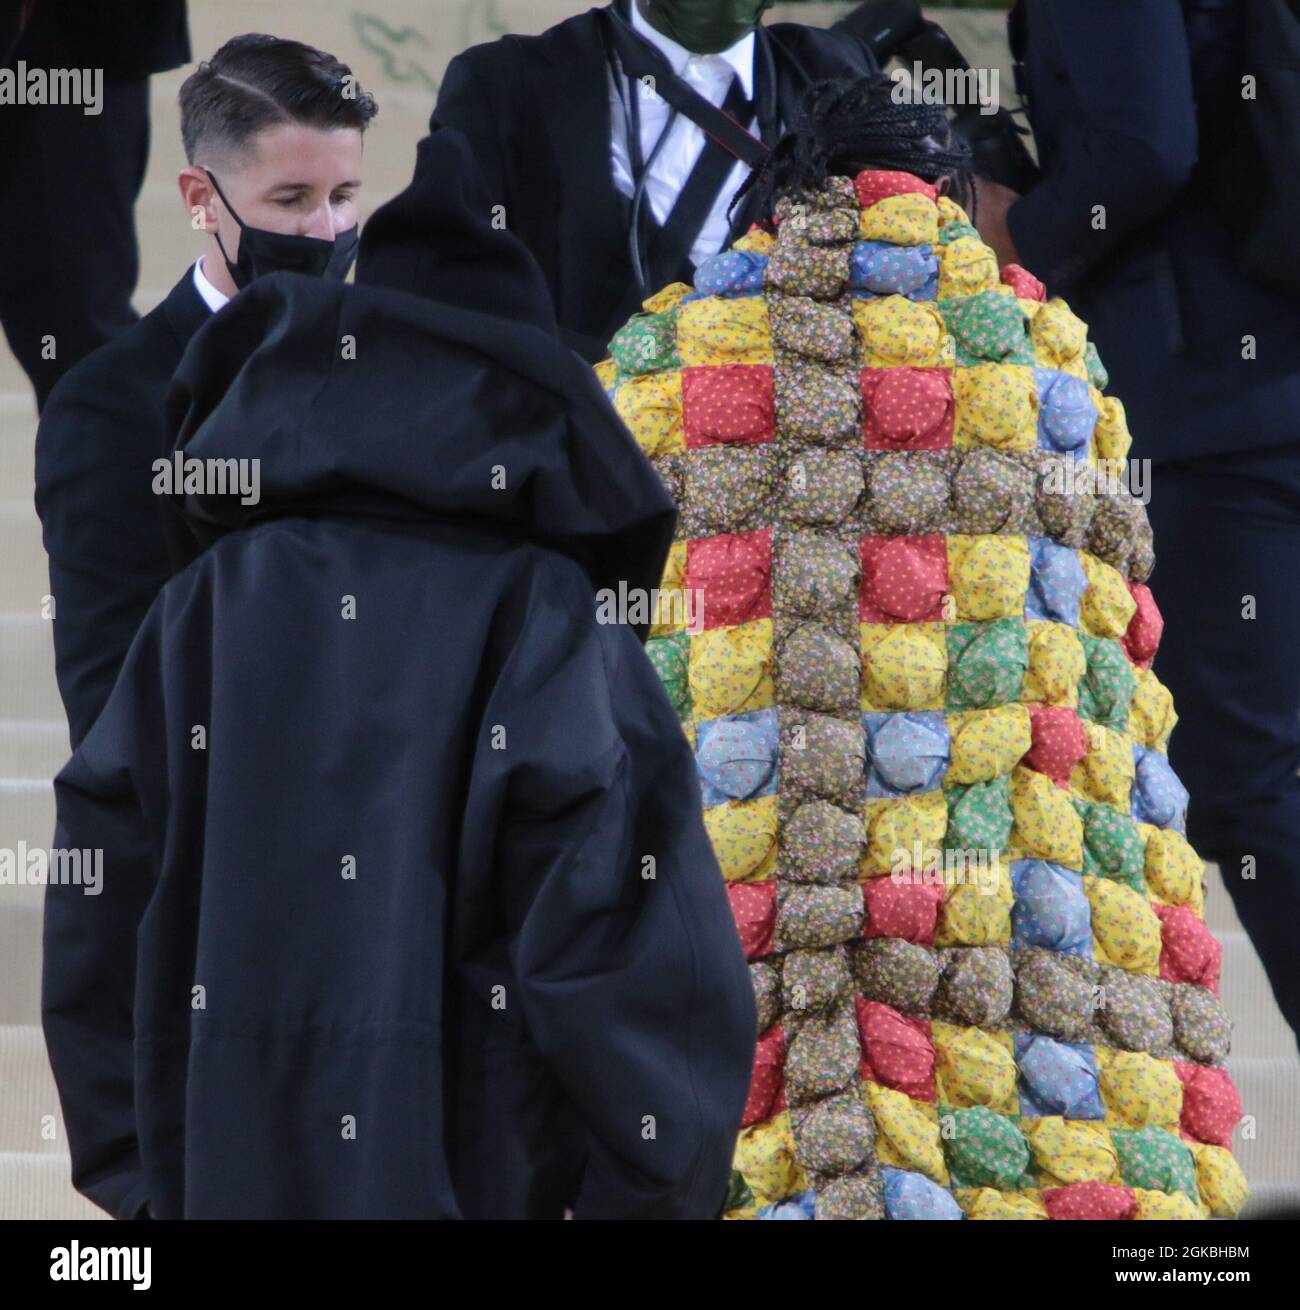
[0,616,60,722]
[0,1025,66,1156]
[0,1152,105,1220]
[0,902,42,1025]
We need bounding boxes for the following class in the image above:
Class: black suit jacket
[359,3,877,361]
[35,270,209,748]
[3,1,190,79]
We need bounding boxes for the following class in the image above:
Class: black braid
[731,74,976,225]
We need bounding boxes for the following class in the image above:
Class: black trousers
[1147,442,1300,1054]
[0,76,149,410]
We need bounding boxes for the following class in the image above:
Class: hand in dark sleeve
[41,607,164,1220]
[464,560,756,1219]
[1006,0,1198,292]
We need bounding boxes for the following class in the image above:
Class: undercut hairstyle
[179,34,378,167]
[733,75,975,223]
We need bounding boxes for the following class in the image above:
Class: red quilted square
[1175,1062,1242,1148]
[728,882,777,961]
[1024,705,1089,789]
[742,1023,787,1128]
[862,875,945,946]
[1042,1181,1138,1221]
[1124,582,1163,667]
[860,535,949,623]
[861,367,954,451]
[856,998,936,1101]
[1155,903,1222,992]
[853,168,939,210]
[681,364,774,447]
[1001,264,1047,301]
[686,530,773,630]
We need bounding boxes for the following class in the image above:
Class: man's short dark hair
[179,34,378,166]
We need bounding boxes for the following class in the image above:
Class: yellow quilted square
[614,370,683,459]
[1070,722,1135,808]
[936,194,970,229]
[1188,1142,1249,1217]
[1021,620,1086,706]
[860,622,947,711]
[641,280,694,315]
[1134,1189,1205,1221]
[932,1023,1019,1113]
[704,794,779,883]
[732,1112,809,1210]
[858,191,940,246]
[1025,1117,1120,1187]
[853,295,953,368]
[733,227,775,256]
[864,791,948,876]
[1095,1047,1183,1132]
[948,533,1032,622]
[688,619,774,719]
[863,1083,949,1185]
[947,705,1033,785]
[938,235,1000,298]
[650,542,688,637]
[956,1187,1049,1220]
[1079,551,1138,639]
[1030,299,1089,377]
[1142,826,1205,914]
[1083,874,1162,975]
[677,294,773,367]
[934,856,1013,946]
[594,357,617,390]
[1009,765,1084,868]
[1093,394,1133,464]
[951,362,1039,451]
[1129,666,1177,750]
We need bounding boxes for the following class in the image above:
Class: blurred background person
[0,0,190,410]
[35,34,376,750]
[978,0,1300,1049]
[359,0,878,360]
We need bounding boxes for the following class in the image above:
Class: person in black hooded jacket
[40,126,756,1220]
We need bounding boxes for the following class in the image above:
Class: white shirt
[607,1,757,271]
[192,257,231,313]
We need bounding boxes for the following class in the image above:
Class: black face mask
[204,169,359,291]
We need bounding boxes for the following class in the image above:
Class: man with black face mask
[360,0,878,362]
[33,34,376,750]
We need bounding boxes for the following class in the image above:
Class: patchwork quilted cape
[595,168,1248,1220]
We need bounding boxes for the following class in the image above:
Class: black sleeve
[1006,0,1199,292]
[461,559,756,1219]
[41,603,166,1220]
[34,366,173,748]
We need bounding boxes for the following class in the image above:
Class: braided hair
[731,74,975,224]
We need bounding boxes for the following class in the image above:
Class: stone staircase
[1,0,1296,1221]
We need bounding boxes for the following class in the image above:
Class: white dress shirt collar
[192,256,231,313]
[628,0,756,99]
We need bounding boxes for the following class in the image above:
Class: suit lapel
[161,266,213,351]
[532,11,627,278]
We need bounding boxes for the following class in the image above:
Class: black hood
[164,128,676,625]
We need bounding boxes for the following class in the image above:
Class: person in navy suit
[35,35,376,749]
[979,0,1300,1049]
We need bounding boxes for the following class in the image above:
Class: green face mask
[639,0,774,55]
